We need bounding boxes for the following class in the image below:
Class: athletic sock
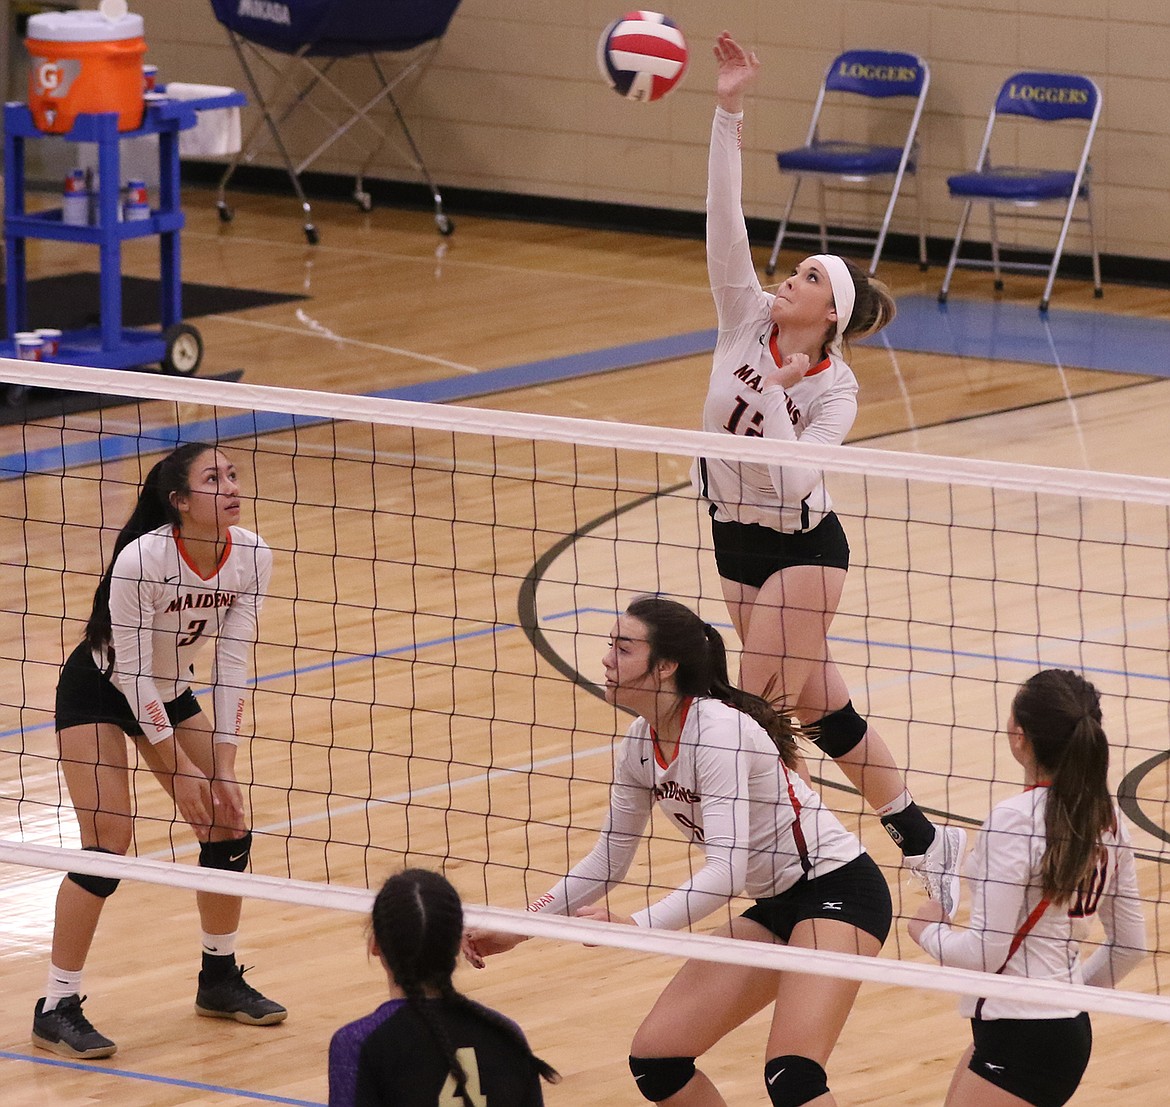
[201,931,239,982]
[43,964,84,1011]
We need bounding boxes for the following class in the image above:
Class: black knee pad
[67,845,122,898]
[199,831,252,872]
[764,1055,829,1107]
[809,701,867,758]
[629,1055,696,1102]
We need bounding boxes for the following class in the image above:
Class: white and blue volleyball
[597,11,688,103]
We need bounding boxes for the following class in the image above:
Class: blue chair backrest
[824,50,926,99]
[994,72,1098,121]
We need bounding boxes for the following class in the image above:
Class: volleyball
[597,11,688,103]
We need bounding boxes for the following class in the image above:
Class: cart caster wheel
[305,224,320,245]
[217,202,234,223]
[161,323,204,376]
[435,213,454,236]
[354,190,372,212]
[937,291,948,305]
[764,263,776,276]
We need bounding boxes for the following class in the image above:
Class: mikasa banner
[236,0,291,24]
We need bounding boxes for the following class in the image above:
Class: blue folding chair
[938,71,1102,312]
[210,0,462,244]
[765,50,929,278]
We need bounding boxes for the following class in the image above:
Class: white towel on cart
[166,83,243,158]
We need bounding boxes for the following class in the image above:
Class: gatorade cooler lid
[27,10,145,43]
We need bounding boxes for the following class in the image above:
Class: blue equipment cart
[3,88,245,375]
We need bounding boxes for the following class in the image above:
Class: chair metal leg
[939,199,974,303]
[987,204,1003,290]
[1086,196,1103,298]
[914,178,928,270]
[766,177,803,276]
[869,165,909,275]
[1041,190,1082,312]
[816,180,829,254]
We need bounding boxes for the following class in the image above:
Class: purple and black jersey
[329,998,545,1107]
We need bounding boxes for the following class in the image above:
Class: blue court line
[882,294,1170,377]
[369,329,720,404]
[5,295,1167,478]
[0,621,519,743]
[7,608,1167,746]
[1,331,719,479]
[0,1050,323,1106]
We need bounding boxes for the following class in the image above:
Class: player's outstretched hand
[713,31,760,114]
[462,928,527,968]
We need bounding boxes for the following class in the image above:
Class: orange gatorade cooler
[26,10,147,133]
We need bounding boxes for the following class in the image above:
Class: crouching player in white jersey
[32,442,286,1060]
[465,595,893,1107]
[910,669,1147,1107]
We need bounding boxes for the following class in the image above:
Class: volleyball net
[1,360,1167,1022]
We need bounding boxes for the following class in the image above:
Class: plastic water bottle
[62,169,89,226]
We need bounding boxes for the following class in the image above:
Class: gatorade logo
[237,0,291,24]
[31,57,80,99]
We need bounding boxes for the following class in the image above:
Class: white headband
[809,254,856,356]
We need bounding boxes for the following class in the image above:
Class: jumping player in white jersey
[698,32,965,908]
[909,669,1146,1107]
[465,595,893,1107]
[32,442,286,1060]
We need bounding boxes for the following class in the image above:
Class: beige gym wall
[127,0,1170,260]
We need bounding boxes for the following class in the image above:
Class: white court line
[182,228,706,292]
[209,311,480,374]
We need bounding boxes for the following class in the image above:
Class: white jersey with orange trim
[527,697,863,931]
[917,788,1147,1019]
[103,524,273,745]
[692,106,859,534]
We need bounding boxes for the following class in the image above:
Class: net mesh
[1,360,1167,1022]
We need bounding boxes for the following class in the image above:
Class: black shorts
[711,512,850,588]
[55,641,201,738]
[968,1013,1092,1107]
[742,853,892,946]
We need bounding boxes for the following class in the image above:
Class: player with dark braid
[329,868,559,1107]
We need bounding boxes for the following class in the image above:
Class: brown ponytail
[1011,670,1114,903]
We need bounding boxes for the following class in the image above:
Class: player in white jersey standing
[465,595,893,1107]
[698,32,965,907]
[32,442,286,1060]
[909,669,1146,1107]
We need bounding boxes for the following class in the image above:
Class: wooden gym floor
[1,185,1168,1105]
